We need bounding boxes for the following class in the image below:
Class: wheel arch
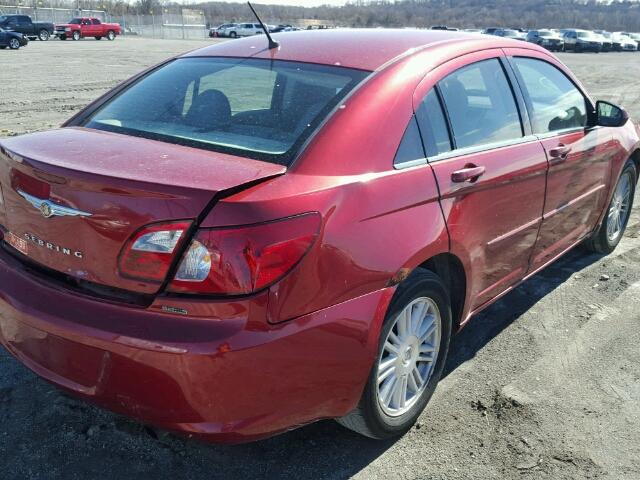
[630,148,640,182]
[417,252,467,331]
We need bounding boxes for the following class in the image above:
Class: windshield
[68,18,82,24]
[84,57,370,165]
[538,31,553,37]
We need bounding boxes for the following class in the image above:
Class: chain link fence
[0,5,105,23]
[0,5,209,39]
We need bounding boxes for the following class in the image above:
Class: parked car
[0,29,638,443]
[592,31,613,52]
[622,32,640,50]
[612,32,638,51]
[430,25,458,31]
[0,26,28,49]
[0,14,53,41]
[563,29,603,52]
[224,22,264,38]
[208,23,237,38]
[491,28,527,40]
[55,18,121,41]
[526,29,564,51]
[270,24,296,33]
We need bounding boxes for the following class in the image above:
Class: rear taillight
[168,213,320,295]
[118,221,192,282]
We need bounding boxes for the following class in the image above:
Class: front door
[414,51,548,311]
[506,53,613,271]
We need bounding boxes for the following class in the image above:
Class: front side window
[511,57,587,134]
[92,19,101,25]
[84,57,369,165]
[438,59,522,150]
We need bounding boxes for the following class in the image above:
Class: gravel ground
[1,38,640,480]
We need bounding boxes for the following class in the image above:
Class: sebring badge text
[23,233,84,259]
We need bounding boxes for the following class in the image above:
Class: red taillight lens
[118,221,192,282]
[168,213,320,295]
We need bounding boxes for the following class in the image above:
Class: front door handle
[549,144,572,160]
[451,165,485,183]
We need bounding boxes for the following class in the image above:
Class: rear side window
[394,117,425,166]
[416,89,452,157]
[83,57,369,166]
[511,57,587,134]
[92,19,101,25]
[438,59,522,149]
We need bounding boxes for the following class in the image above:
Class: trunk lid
[0,127,285,294]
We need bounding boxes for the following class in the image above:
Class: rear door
[90,18,102,36]
[413,50,548,311]
[80,18,93,36]
[17,16,32,35]
[505,51,613,271]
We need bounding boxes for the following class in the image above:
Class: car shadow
[442,248,603,379]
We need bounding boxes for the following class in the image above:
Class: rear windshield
[83,57,369,165]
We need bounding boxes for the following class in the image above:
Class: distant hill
[193,0,640,32]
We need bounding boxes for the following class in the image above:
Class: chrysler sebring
[0,30,638,442]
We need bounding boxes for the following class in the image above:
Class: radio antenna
[247,2,279,50]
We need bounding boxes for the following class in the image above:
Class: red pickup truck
[55,17,121,41]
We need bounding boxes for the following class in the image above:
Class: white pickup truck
[226,23,264,38]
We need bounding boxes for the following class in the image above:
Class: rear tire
[584,160,636,254]
[229,31,237,38]
[59,35,67,40]
[107,30,115,41]
[38,29,50,41]
[95,36,102,40]
[336,269,452,439]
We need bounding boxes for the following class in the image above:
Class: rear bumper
[0,248,393,443]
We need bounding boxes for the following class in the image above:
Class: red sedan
[0,30,638,443]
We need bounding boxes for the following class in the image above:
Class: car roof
[183,28,535,71]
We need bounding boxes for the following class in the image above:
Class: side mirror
[596,100,629,127]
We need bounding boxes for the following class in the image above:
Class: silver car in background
[526,29,564,51]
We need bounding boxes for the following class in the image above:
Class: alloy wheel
[376,297,441,417]
[607,171,633,243]
[9,38,19,49]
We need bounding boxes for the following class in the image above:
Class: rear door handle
[549,144,572,160]
[451,165,485,183]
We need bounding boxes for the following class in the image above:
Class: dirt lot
[1,38,640,480]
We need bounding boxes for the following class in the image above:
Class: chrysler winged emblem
[17,190,92,219]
